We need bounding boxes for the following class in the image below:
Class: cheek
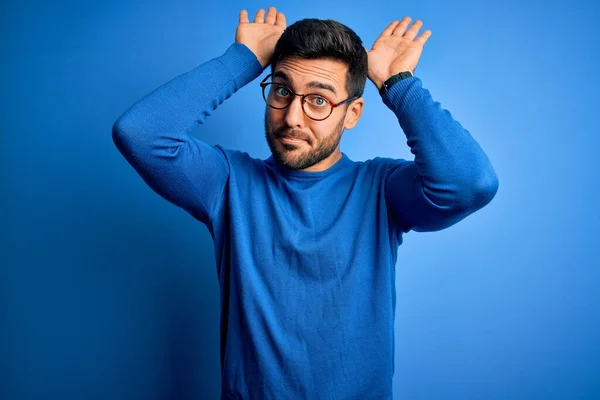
[267,107,284,121]
[313,123,334,141]
[266,112,283,134]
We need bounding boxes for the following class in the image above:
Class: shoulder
[214,145,269,173]
[353,156,410,176]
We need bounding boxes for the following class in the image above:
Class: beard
[264,111,346,171]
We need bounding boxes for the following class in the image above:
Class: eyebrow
[273,71,337,95]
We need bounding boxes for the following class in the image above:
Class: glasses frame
[259,74,358,121]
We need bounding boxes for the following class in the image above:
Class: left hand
[366,17,432,89]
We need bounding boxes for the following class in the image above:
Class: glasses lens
[263,83,292,109]
[303,94,332,120]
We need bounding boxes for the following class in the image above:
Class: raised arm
[112,7,286,224]
[367,17,499,232]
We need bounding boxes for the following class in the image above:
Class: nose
[283,95,306,128]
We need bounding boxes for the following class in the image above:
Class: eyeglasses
[259,74,358,121]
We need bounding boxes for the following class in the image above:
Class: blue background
[2,0,599,399]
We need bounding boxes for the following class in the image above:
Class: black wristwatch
[379,71,413,95]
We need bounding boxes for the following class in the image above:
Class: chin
[277,152,309,170]
[273,147,308,170]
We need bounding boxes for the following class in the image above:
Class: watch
[379,71,413,95]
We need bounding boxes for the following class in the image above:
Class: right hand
[235,7,286,68]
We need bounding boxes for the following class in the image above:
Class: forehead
[273,57,348,96]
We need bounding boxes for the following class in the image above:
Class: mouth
[278,136,308,145]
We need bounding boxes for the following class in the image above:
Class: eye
[306,95,329,107]
[275,85,291,97]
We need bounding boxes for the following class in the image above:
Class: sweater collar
[266,152,351,179]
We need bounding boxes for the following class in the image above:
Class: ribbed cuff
[380,77,425,118]
[218,42,265,91]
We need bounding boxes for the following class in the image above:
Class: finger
[381,20,401,37]
[275,11,286,28]
[392,16,411,37]
[254,9,265,23]
[415,29,432,46]
[239,10,249,24]
[403,20,423,40]
[265,6,277,24]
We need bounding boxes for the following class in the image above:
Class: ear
[343,98,364,130]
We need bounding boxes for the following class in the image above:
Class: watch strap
[379,71,413,95]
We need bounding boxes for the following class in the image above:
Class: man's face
[264,57,363,171]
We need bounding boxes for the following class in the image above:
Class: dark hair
[270,19,368,99]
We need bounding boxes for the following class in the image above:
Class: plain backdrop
[2,0,599,399]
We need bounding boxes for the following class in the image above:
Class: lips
[279,136,307,144]
[272,128,310,145]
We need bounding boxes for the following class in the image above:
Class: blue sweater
[113,42,498,399]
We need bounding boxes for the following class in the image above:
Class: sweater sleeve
[112,43,264,225]
[382,77,499,233]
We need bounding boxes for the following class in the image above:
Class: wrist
[373,79,384,90]
[373,68,414,90]
[378,71,413,95]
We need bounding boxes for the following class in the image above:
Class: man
[113,6,498,399]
